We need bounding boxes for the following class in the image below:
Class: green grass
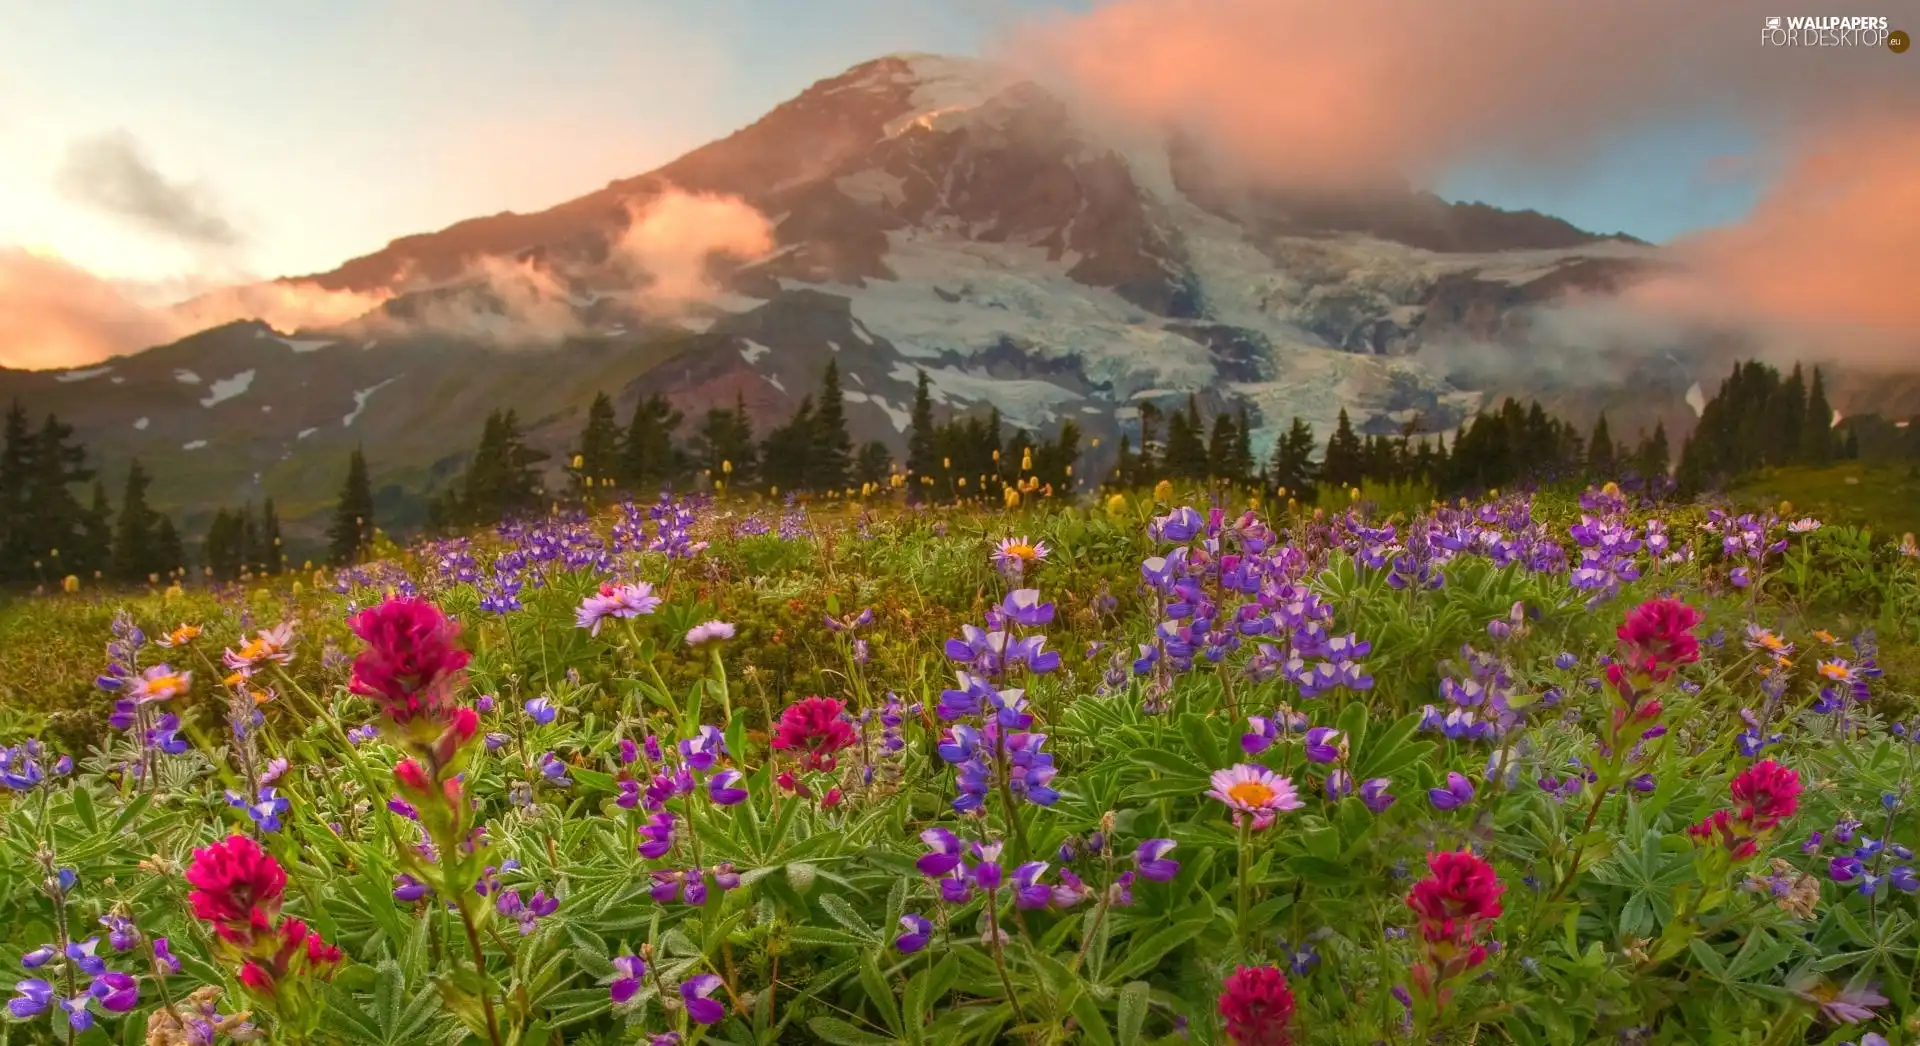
[1727,463,1920,538]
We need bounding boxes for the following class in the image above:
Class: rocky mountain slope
[1,52,1834,538]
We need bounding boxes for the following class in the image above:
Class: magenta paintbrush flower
[347,597,471,726]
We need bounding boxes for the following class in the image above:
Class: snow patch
[363,339,379,350]
[765,374,787,393]
[55,366,113,383]
[344,377,399,427]
[200,369,257,408]
[174,369,201,384]
[848,321,874,346]
[275,336,334,353]
[740,340,772,364]
[1685,383,1707,418]
[261,405,272,413]
[827,341,841,353]
[297,427,319,441]
[681,316,715,333]
[850,372,865,386]
[887,361,1083,430]
[182,440,207,451]
[110,377,124,385]
[868,396,912,432]
[133,417,149,431]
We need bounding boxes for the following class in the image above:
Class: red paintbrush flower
[1613,598,1705,683]
[186,835,287,944]
[1406,849,1504,994]
[1729,759,1801,831]
[1217,965,1296,1046]
[348,597,471,725]
[770,697,858,772]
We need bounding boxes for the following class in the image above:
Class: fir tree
[1134,403,1162,485]
[1775,365,1807,467]
[1802,366,1833,464]
[761,397,815,493]
[855,441,893,488]
[574,392,623,494]
[811,360,854,491]
[622,396,682,492]
[1634,422,1671,479]
[1587,414,1617,481]
[77,482,113,580]
[1233,405,1256,482]
[110,460,160,583]
[1110,435,1134,489]
[461,409,547,522]
[693,395,757,490]
[1269,417,1318,499]
[0,402,33,579]
[1321,409,1364,489]
[205,509,241,582]
[905,371,935,500]
[259,499,285,574]
[238,502,260,575]
[154,515,183,580]
[327,448,376,566]
[1206,411,1240,483]
[1164,397,1208,480]
[20,413,92,580]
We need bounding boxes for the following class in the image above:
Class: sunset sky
[1,0,1778,292]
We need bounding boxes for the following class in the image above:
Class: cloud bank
[613,188,775,311]
[1006,0,1920,367]
[56,130,244,248]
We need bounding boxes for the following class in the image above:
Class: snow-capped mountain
[3,52,1840,535]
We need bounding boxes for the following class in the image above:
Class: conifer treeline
[1101,395,1671,501]
[0,402,186,586]
[1675,361,1847,491]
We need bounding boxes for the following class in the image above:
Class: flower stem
[984,889,1026,1024]
[453,897,505,1046]
[1236,819,1255,956]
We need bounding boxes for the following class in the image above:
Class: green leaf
[1116,981,1149,1046]
[70,786,95,833]
[1178,712,1224,770]
[860,955,905,1037]
[807,1016,897,1046]
[820,893,875,936]
[1070,988,1116,1046]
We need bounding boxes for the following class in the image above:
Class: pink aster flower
[129,664,192,704]
[576,582,662,636]
[1207,764,1303,830]
[685,621,736,647]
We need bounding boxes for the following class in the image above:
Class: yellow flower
[1153,479,1173,503]
[1106,493,1126,514]
[158,624,202,648]
[61,575,79,593]
[1812,630,1837,644]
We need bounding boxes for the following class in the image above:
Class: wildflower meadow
[3,485,1919,1046]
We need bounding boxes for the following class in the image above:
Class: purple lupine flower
[538,751,572,786]
[1241,716,1280,755]
[617,738,639,765]
[680,726,726,771]
[680,974,726,1025]
[21,945,55,968]
[638,812,677,859]
[1011,862,1052,909]
[1324,769,1353,800]
[88,971,138,1012]
[895,914,932,954]
[1134,839,1180,882]
[1000,589,1056,628]
[918,828,965,877]
[100,914,139,952]
[707,770,748,806]
[1360,777,1397,813]
[1303,727,1342,764]
[8,979,53,1019]
[151,938,180,975]
[393,874,432,902]
[610,954,647,1004]
[972,842,1005,891]
[65,939,106,977]
[525,697,557,725]
[227,787,291,832]
[1428,772,1475,811]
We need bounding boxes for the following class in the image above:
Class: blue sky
[0,0,1763,288]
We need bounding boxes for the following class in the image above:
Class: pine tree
[1587,414,1617,481]
[20,413,92,580]
[811,360,854,491]
[1322,410,1363,489]
[1233,405,1256,483]
[1775,365,1807,467]
[761,397,815,493]
[77,482,113,579]
[1164,397,1208,480]
[1802,367,1833,464]
[1111,435,1134,489]
[1206,411,1240,483]
[574,392,623,494]
[1269,417,1318,499]
[327,448,376,565]
[205,509,240,582]
[693,395,757,490]
[110,460,160,583]
[0,402,33,580]
[238,502,261,575]
[622,396,682,492]
[154,515,183,580]
[259,499,284,574]
[1128,403,1160,485]
[906,371,936,500]
[855,441,892,488]
[462,409,547,522]
[1634,422,1671,479]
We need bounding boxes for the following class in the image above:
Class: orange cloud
[0,248,181,369]
[614,188,774,311]
[1625,111,1920,367]
[1005,0,1912,190]
[170,280,394,337]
